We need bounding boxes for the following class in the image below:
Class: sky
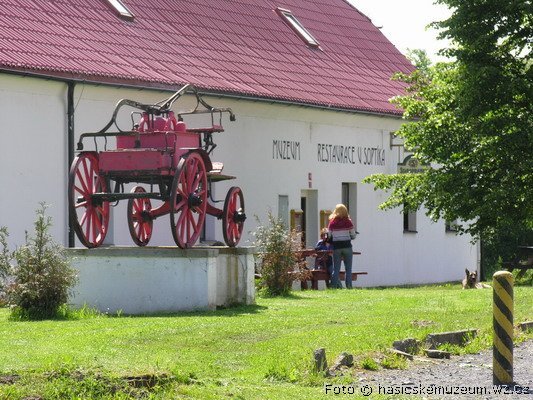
[347,0,452,61]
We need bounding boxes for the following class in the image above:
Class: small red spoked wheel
[170,152,208,248]
[68,152,109,248]
[222,186,246,247]
[127,186,153,246]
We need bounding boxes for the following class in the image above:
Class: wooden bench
[295,249,366,290]
[302,269,368,290]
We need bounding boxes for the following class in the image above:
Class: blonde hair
[329,204,349,220]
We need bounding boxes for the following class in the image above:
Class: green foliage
[0,227,10,305]
[379,351,408,370]
[360,357,379,371]
[252,212,308,296]
[1,203,77,319]
[0,365,176,400]
[365,0,532,256]
[514,269,533,287]
[405,48,432,73]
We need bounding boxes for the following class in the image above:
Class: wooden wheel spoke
[81,158,93,191]
[175,198,186,211]
[188,210,198,233]
[177,207,187,231]
[75,201,88,209]
[142,223,151,241]
[75,170,90,195]
[133,200,142,213]
[84,209,93,241]
[79,210,88,227]
[74,184,87,197]
[186,159,198,186]
[192,172,204,191]
[232,223,241,238]
[93,211,103,234]
[91,212,98,243]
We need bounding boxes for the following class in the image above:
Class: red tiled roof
[0,0,413,115]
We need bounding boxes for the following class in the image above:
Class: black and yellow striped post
[493,270,514,385]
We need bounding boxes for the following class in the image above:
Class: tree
[364,0,532,268]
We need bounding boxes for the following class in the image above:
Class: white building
[0,0,477,286]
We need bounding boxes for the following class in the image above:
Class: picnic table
[504,246,533,279]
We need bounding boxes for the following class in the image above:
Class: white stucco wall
[0,75,68,247]
[0,75,478,286]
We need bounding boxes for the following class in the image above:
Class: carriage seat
[207,161,236,182]
[210,162,224,174]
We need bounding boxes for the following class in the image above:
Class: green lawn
[0,284,531,399]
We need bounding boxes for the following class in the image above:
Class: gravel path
[356,340,532,399]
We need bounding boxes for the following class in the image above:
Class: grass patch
[360,356,379,371]
[379,351,408,370]
[0,285,531,399]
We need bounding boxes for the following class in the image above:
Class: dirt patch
[0,374,19,385]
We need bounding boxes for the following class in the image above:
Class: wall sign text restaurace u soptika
[317,143,385,165]
[272,139,385,166]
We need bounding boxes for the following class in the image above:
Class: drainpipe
[67,81,75,247]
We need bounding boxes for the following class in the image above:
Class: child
[314,228,333,287]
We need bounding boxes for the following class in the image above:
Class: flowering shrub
[253,212,309,296]
[0,204,77,319]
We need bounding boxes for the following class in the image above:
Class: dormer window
[276,7,319,48]
[106,0,135,21]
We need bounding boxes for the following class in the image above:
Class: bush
[253,212,309,296]
[0,203,78,319]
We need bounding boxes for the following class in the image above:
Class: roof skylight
[106,0,135,21]
[276,7,319,48]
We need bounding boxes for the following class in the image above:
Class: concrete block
[425,349,451,359]
[68,246,255,314]
[426,329,478,349]
[518,321,533,332]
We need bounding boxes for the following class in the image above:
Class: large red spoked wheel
[127,186,153,246]
[68,152,109,248]
[222,186,246,247]
[170,152,208,248]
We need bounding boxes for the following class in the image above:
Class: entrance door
[301,190,318,248]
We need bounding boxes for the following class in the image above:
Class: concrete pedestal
[67,246,255,314]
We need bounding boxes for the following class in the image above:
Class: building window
[342,182,358,231]
[403,207,417,233]
[278,195,289,228]
[445,219,459,233]
[105,0,135,21]
[275,7,319,48]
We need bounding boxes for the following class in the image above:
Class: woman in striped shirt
[327,204,356,289]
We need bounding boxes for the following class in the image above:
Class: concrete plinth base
[67,246,255,315]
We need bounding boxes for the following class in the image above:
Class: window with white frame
[276,7,319,48]
[105,0,134,20]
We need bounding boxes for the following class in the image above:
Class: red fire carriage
[69,84,245,249]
